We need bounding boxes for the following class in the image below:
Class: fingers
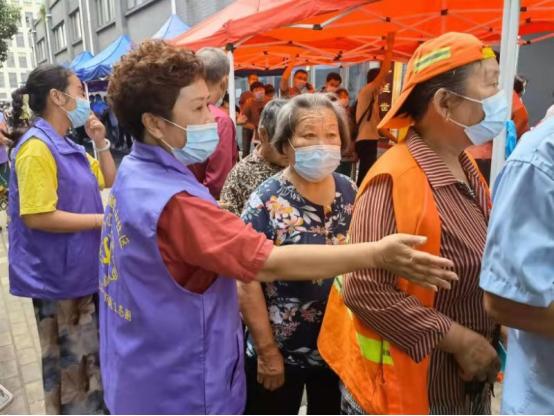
[259,374,285,392]
[411,250,455,270]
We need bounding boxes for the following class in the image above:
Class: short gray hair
[271,93,351,154]
[259,99,287,140]
[196,47,230,85]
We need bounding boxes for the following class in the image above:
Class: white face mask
[289,141,341,182]
[446,90,509,145]
[162,118,219,165]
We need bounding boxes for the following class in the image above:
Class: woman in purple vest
[7,65,116,414]
[101,40,457,415]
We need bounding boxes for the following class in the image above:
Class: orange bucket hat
[379,32,496,132]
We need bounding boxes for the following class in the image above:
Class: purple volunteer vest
[8,118,103,299]
[99,141,245,415]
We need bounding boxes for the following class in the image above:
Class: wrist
[94,138,111,152]
[439,322,471,356]
[364,241,382,269]
[257,341,280,356]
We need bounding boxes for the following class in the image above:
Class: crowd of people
[0,30,552,416]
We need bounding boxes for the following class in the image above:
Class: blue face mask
[447,89,509,145]
[163,119,219,165]
[289,142,341,182]
[60,92,91,128]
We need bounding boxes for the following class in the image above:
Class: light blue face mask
[289,141,341,182]
[447,89,509,145]
[60,92,91,128]
[163,119,219,165]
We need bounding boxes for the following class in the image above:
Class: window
[70,10,82,41]
[25,12,33,26]
[0,76,5,88]
[53,23,66,51]
[9,73,18,88]
[21,72,28,83]
[127,0,147,10]
[96,0,115,26]
[0,93,7,100]
[18,53,27,69]
[15,32,25,48]
[6,53,15,68]
[37,39,46,61]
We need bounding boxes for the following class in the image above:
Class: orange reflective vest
[318,142,441,414]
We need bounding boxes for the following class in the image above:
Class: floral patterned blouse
[241,171,357,368]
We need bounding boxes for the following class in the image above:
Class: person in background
[240,73,260,110]
[280,61,315,98]
[512,75,530,139]
[240,81,267,157]
[480,112,554,415]
[102,40,457,414]
[320,32,503,414]
[321,72,342,93]
[188,47,238,200]
[335,88,356,177]
[220,100,288,216]
[354,33,395,186]
[264,83,276,101]
[7,64,116,414]
[239,94,358,415]
[91,94,108,120]
[239,74,260,161]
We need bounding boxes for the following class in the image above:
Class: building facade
[33,0,233,67]
[0,0,42,103]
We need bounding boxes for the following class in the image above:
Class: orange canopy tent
[172,0,553,183]
[172,0,554,69]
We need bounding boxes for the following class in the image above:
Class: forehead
[67,74,82,88]
[296,107,338,127]
[294,72,307,79]
[177,77,209,101]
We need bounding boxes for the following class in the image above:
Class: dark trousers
[242,128,254,158]
[245,356,341,415]
[355,140,378,186]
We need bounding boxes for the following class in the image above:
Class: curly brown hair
[107,40,205,141]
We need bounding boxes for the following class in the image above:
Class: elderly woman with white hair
[239,93,357,414]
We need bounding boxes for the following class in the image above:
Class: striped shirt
[343,132,496,414]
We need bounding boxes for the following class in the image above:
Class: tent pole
[85,0,95,54]
[490,0,520,188]
[226,46,237,126]
[171,0,177,15]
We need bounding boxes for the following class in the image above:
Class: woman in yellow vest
[319,32,505,414]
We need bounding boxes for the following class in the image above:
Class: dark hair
[272,93,350,154]
[397,62,477,122]
[367,68,380,84]
[294,69,308,78]
[8,64,72,144]
[326,72,342,83]
[264,84,275,95]
[514,75,527,95]
[336,88,349,97]
[250,81,265,92]
[108,40,205,141]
